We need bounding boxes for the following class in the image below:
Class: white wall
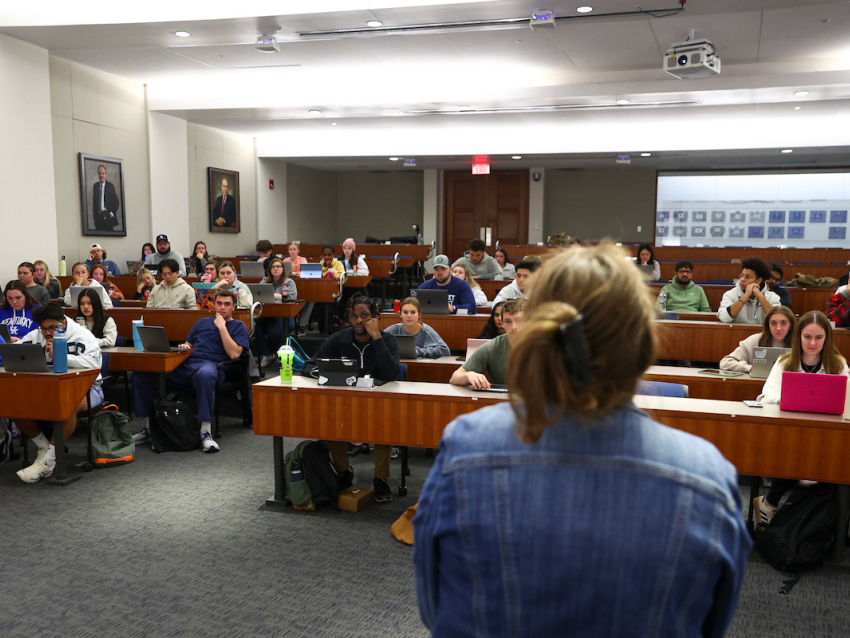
[528,167,545,244]
[0,35,58,281]
[423,169,439,258]
[49,55,150,271]
[257,158,288,244]
[148,111,190,255]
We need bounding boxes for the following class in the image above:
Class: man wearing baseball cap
[144,234,187,277]
[84,243,122,277]
[416,254,476,314]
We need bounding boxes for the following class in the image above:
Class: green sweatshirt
[658,280,711,312]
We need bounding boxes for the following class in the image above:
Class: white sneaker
[260,354,277,367]
[132,428,151,444]
[798,480,818,487]
[201,432,220,453]
[17,459,55,484]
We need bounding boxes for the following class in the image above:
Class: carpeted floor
[2,413,850,638]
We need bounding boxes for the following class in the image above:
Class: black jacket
[302,328,399,382]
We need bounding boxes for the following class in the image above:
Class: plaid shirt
[827,287,850,327]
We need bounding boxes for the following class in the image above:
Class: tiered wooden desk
[648,283,834,316]
[378,312,490,351]
[62,308,251,343]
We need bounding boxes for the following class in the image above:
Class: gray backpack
[89,405,135,466]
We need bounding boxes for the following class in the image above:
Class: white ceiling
[4,0,850,167]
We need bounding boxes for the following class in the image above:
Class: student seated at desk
[826,284,850,328]
[477,301,505,339]
[257,258,298,367]
[340,238,370,276]
[657,260,711,312]
[75,289,117,349]
[417,254,476,315]
[212,261,253,309]
[12,304,103,484]
[320,244,345,279]
[494,259,540,304]
[301,294,399,503]
[494,248,515,279]
[84,243,121,277]
[145,234,187,277]
[767,265,792,309]
[33,260,62,299]
[720,306,796,372]
[255,239,274,276]
[414,242,751,637]
[63,262,112,308]
[717,257,781,325]
[1,281,38,341]
[634,243,661,280]
[450,299,524,390]
[189,241,212,277]
[452,238,501,278]
[134,268,155,300]
[146,259,198,309]
[753,311,848,528]
[132,289,250,453]
[452,264,487,306]
[199,262,218,284]
[283,241,308,275]
[384,297,450,359]
[18,261,50,307]
[91,264,124,303]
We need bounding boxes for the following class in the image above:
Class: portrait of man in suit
[79,153,126,237]
[208,168,240,233]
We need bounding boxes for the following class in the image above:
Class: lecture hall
[3,2,850,637]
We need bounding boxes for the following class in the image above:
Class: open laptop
[780,371,847,415]
[636,264,655,278]
[300,263,322,279]
[466,338,487,360]
[248,283,276,303]
[395,335,417,359]
[0,323,11,343]
[750,347,790,379]
[67,286,89,308]
[0,343,49,372]
[136,326,183,353]
[416,289,450,315]
[239,261,266,278]
[317,358,360,386]
[126,260,145,276]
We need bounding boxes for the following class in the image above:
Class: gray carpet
[2,414,850,638]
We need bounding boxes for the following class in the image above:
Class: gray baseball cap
[432,254,451,268]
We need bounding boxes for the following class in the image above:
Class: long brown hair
[758,306,796,348]
[780,310,846,374]
[264,258,288,286]
[507,242,657,443]
[3,280,35,310]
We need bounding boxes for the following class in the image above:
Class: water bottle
[59,255,67,276]
[658,291,668,312]
[290,459,304,483]
[278,342,295,383]
[132,318,144,350]
[53,327,68,373]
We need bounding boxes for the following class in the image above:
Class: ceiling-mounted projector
[255,35,279,53]
[663,39,720,79]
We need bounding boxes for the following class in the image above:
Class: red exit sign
[472,163,490,175]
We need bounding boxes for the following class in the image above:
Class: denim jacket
[413,402,751,638]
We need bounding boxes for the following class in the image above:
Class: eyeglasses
[39,324,60,333]
[676,269,692,274]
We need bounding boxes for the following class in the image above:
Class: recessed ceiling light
[175,31,191,38]
[389,157,400,161]
[577,6,593,13]
[367,20,383,27]
[511,155,522,160]
[308,110,321,116]
[781,149,793,154]
[794,106,801,110]
[641,152,651,157]
[616,99,630,105]
[331,122,337,126]
[794,91,809,96]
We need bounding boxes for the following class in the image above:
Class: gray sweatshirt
[145,249,187,276]
[452,251,502,278]
[384,322,450,359]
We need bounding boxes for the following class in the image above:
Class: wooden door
[444,170,529,261]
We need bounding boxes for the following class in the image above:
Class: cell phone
[743,400,763,408]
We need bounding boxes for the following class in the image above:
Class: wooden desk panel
[62,308,251,342]
[658,262,843,282]
[273,243,432,262]
[379,313,490,351]
[102,347,192,373]
[290,278,340,303]
[258,302,304,318]
[477,280,510,299]
[648,283,835,315]
[0,369,99,421]
[653,246,850,265]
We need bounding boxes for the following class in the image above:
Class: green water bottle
[278,341,295,383]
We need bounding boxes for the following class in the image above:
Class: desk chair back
[636,381,689,398]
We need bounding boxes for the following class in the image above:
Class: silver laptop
[67,285,90,308]
[248,283,277,303]
[300,263,322,279]
[136,326,182,353]
[0,343,49,372]
[415,289,450,315]
[636,264,655,278]
[750,347,790,379]
[395,335,417,359]
[239,261,266,278]
[466,338,488,360]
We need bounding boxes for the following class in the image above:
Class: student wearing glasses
[656,261,711,312]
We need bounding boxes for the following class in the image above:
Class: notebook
[780,371,847,415]
[395,335,417,360]
[317,358,360,386]
[0,343,49,372]
[136,326,183,353]
[415,289,450,315]
[239,261,266,278]
[300,263,322,279]
[750,347,790,379]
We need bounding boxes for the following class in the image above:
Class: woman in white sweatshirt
[452,263,488,306]
[719,306,796,372]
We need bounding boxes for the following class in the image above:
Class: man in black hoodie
[302,294,399,502]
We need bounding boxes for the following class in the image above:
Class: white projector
[663,39,720,79]
[255,35,279,53]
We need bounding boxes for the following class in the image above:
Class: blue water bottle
[132,318,144,351]
[53,327,68,373]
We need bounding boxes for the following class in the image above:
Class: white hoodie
[20,316,103,384]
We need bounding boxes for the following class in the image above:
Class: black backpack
[298,442,346,511]
[754,484,837,592]
[149,393,201,453]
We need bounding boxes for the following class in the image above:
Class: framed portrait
[208,167,240,233]
[79,153,126,237]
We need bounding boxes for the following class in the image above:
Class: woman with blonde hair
[413,242,751,637]
[134,267,156,300]
[33,260,62,299]
[451,263,487,306]
[282,241,309,275]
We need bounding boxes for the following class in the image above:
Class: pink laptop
[779,371,847,415]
